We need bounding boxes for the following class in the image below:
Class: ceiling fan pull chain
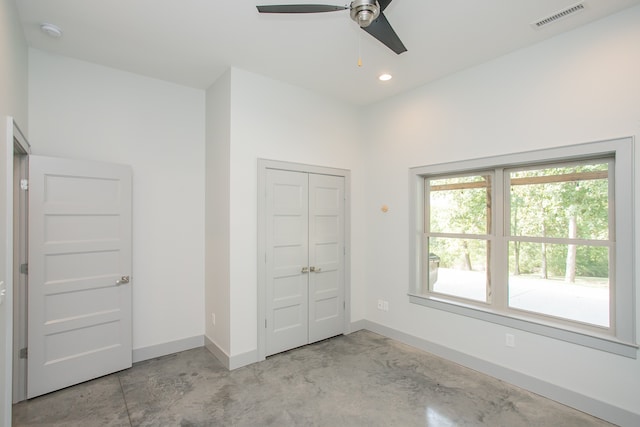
[357,30,363,67]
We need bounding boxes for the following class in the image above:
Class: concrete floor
[13,330,612,426]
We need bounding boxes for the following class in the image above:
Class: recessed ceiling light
[40,23,63,38]
[379,73,392,81]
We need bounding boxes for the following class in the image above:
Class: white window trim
[408,137,637,358]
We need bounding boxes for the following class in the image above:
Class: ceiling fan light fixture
[350,0,380,28]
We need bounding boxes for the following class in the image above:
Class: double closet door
[265,169,345,356]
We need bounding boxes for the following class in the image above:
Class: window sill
[408,293,638,358]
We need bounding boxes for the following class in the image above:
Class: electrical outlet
[382,300,389,312]
[377,299,384,310]
[211,313,216,326]
[505,333,515,347]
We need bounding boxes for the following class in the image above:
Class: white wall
[362,5,640,420]
[0,0,28,423]
[27,49,206,352]
[226,68,366,357]
[205,69,231,355]
[0,0,27,129]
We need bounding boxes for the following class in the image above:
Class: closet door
[308,174,344,343]
[265,169,345,356]
[265,169,309,356]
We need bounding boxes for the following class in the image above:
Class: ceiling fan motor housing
[350,0,380,28]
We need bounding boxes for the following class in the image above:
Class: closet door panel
[265,169,309,356]
[308,174,345,343]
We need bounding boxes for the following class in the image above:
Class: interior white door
[265,169,344,356]
[27,155,132,398]
[265,169,309,356]
[308,174,344,343]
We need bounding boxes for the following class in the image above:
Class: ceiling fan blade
[256,4,348,14]
[362,12,407,54]
[378,0,393,12]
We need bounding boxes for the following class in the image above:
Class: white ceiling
[15,0,640,105]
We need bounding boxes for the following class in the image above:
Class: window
[409,138,636,357]
[507,161,611,327]
[425,173,492,303]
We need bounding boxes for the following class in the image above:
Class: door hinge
[20,179,28,191]
[19,347,28,359]
[265,319,267,328]
[20,263,28,275]
[343,301,346,310]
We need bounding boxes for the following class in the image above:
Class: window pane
[508,242,609,327]
[426,237,488,302]
[510,163,609,240]
[429,174,491,235]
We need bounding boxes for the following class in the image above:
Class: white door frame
[3,117,30,423]
[257,159,351,361]
[12,132,29,403]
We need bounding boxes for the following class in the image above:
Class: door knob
[116,276,130,285]
[310,266,321,272]
[301,267,309,274]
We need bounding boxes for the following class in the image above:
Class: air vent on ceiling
[532,2,585,29]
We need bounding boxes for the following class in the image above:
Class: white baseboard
[204,335,229,368]
[358,320,639,427]
[204,335,257,370]
[132,335,204,363]
[229,349,258,370]
[205,320,366,370]
[348,319,367,333]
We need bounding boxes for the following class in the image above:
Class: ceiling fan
[256,0,407,55]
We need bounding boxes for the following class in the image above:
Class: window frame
[408,137,637,358]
